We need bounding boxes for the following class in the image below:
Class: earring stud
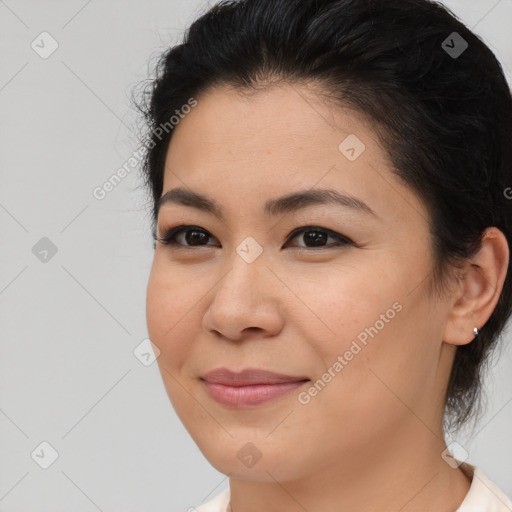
[473,327,479,337]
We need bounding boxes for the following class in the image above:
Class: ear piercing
[473,326,479,337]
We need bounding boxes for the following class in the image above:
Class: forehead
[166,83,377,159]
[161,83,429,226]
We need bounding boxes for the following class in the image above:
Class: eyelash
[153,225,353,250]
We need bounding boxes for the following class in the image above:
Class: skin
[145,82,509,512]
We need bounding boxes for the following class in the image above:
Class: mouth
[200,367,310,408]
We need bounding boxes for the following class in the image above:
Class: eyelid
[155,225,219,247]
[285,226,354,246]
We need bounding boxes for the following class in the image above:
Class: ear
[443,227,509,346]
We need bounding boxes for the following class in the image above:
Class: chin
[194,435,308,483]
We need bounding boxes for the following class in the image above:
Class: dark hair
[136,0,512,433]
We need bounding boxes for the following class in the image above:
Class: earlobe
[442,227,509,346]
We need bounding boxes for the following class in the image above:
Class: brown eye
[284,227,352,249]
[155,226,219,247]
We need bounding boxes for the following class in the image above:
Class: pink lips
[201,367,309,408]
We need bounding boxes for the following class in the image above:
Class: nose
[202,254,285,341]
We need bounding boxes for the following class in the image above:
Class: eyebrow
[156,187,378,220]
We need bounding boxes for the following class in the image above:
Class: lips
[201,367,309,386]
[200,367,310,408]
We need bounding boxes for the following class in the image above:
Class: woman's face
[146,83,456,482]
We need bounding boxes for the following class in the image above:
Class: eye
[154,225,219,248]
[284,226,352,249]
[154,224,352,250]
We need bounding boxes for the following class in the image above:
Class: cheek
[145,258,201,368]
[289,264,393,356]
[146,262,205,418]
[294,265,438,432]
[291,264,411,383]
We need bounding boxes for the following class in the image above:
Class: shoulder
[457,461,512,512]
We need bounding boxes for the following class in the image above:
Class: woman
[138,0,512,510]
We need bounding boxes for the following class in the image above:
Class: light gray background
[1,1,511,511]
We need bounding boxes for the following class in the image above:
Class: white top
[192,462,512,512]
